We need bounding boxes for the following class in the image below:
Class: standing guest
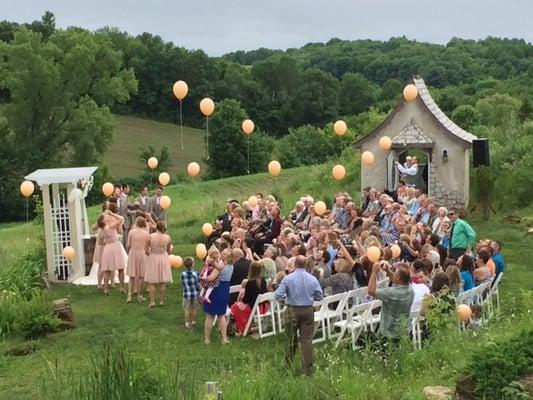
[275,255,324,376]
[181,257,200,328]
[230,261,268,336]
[368,262,414,342]
[145,221,172,307]
[136,186,151,213]
[126,216,150,303]
[447,208,476,260]
[490,241,505,277]
[203,249,234,345]
[150,186,167,222]
[458,255,475,291]
[99,207,126,295]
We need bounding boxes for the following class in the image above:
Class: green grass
[104,115,206,178]
[0,160,532,399]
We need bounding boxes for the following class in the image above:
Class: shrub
[0,247,46,300]
[0,290,19,337]
[15,292,60,339]
[466,329,533,399]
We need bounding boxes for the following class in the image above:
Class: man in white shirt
[410,260,430,313]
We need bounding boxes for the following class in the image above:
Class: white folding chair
[310,293,349,343]
[334,300,380,350]
[242,292,277,338]
[486,273,503,319]
[312,299,327,344]
[410,310,423,350]
[344,287,368,316]
[275,299,288,333]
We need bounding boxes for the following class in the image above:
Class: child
[469,304,483,330]
[199,247,221,304]
[180,257,200,328]
[440,221,451,250]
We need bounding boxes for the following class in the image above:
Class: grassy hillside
[105,115,206,178]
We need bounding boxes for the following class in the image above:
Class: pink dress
[93,231,103,265]
[100,227,126,272]
[126,228,150,278]
[145,233,172,283]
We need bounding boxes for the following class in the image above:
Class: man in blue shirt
[490,240,506,277]
[275,255,324,375]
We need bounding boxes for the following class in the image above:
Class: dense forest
[0,12,532,220]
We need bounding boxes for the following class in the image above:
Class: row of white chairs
[455,273,503,327]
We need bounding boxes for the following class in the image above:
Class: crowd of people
[90,180,506,376]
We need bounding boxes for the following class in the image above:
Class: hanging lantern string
[247,134,250,174]
[206,117,210,160]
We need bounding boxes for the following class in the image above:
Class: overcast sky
[2,0,532,56]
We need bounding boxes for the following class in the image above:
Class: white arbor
[25,167,97,283]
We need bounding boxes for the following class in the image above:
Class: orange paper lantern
[199,98,215,117]
[242,119,254,135]
[379,136,392,151]
[187,162,200,177]
[159,172,170,186]
[202,223,213,237]
[367,246,381,263]
[196,243,207,259]
[403,84,418,102]
[361,151,375,166]
[160,195,171,209]
[172,80,188,101]
[62,246,75,260]
[334,120,347,136]
[147,157,158,169]
[268,160,281,177]
[332,164,346,180]
[102,182,114,197]
[457,304,472,322]
[314,201,327,216]
[248,195,258,208]
[390,244,401,259]
[20,180,35,198]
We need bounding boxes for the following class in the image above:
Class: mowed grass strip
[105,115,206,178]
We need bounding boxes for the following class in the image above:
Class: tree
[0,27,137,220]
[476,94,522,128]
[206,99,274,179]
[451,105,481,131]
[338,72,377,115]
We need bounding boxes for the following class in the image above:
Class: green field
[0,161,532,399]
[104,115,206,178]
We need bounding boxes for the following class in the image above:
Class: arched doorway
[387,148,432,194]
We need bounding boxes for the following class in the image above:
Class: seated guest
[473,250,492,285]
[229,248,251,305]
[458,254,475,291]
[320,257,354,296]
[368,262,414,341]
[230,262,268,336]
[410,261,430,313]
[490,240,505,277]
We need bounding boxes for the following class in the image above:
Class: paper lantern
[169,255,183,269]
[367,246,381,263]
[102,182,114,197]
[457,304,472,322]
[361,151,375,166]
[62,246,75,261]
[20,180,35,198]
[187,162,200,177]
[268,160,281,177]
[159,172,170,186]
[403,84,418,102]
[314,201,327,216]
[332,164,346,180]
[172,80,188,101]
[334,120,347,136]
[147,157,158,169]
[202,223,213,237]
[160,195,171,209]
[248,195,258,208]
[199,98,215,117]
[390,244,401,259]
[379,136,392,151]
[196,243,207,259]
[242,119,255,135]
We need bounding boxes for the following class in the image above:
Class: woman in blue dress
[458,254,475,291]
[203,248,234,344]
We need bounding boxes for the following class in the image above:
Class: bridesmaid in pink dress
[126,216,150,303]
[145,221,172,307]
[99,209,126,295]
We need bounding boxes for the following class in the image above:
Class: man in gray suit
[136,186,152,213]
[150,186,167,222]
[118,183,132,245]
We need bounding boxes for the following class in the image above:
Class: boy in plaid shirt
[181,257,200,328]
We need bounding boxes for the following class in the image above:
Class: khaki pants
[285,306,315,375]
